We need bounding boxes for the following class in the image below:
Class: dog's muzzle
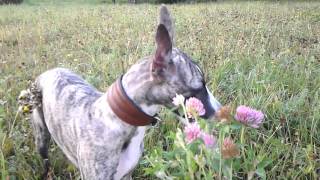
[172,86,221,121]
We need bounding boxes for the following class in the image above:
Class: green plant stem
[181,104,189,125]
[186,151,195,180]
[1,134,7,180]
[240,126,246,159]
[240,126,245,144]
[219,128,225,179]
[8,111,20,137]
[230,160,233,180]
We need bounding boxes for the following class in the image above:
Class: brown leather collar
[107,75,158,126]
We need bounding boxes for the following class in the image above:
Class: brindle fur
[21,5,221,180]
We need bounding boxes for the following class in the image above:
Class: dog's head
[123,5,221,119]
[143,5,221,119]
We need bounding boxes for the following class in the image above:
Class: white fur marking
[195,64,203,76]
[206,86,221,111]
[114,127,146,180]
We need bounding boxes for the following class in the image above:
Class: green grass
[0,1,319,179]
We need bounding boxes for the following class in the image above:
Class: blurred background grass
[0,1,319,179]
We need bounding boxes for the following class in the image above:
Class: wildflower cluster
[173,94,216,147]
[184,122,217,148]
[146,94,266,179]
[235,105,264,128]
[172,94,265,159]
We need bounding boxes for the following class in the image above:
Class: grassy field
[0,1,320,179]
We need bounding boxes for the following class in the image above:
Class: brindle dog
[19,5,221,180]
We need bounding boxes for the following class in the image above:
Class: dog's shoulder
[38,67,102,105]
[38,67,89,88]
[38,67,79,81]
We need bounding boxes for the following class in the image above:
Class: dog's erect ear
[151,5,174,81]
[159,5,174,43]
[152,24,172,79]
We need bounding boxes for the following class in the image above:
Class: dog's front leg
[114,127,146,180]
[77,141,121,180]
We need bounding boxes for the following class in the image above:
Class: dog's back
[37,68,102,117]
[21,68,103,168]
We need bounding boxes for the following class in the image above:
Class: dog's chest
[115,127,146,179]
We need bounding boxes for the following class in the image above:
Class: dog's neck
[121,58,161,117]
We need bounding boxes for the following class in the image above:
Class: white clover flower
[172,94,185,107]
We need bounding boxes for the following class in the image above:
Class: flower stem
[219,129,225,179]
[230,160,233,179]
[182,105,189,125]
[240,126,246,159]
[186,151,194,180]
[240,126,245,144]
